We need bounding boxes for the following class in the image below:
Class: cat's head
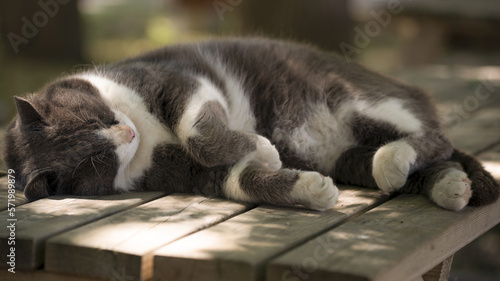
[2,78,139,201]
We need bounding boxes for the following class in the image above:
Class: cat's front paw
[372,141,417,193]
[249,136,282,171]
[291,172,339,211]
[430,170,472,211]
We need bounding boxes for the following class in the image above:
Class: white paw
[250,136,282,171]
[431,170,472,211]
[372,141,417,192]
[291,172,339,211]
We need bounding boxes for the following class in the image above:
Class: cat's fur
[2,38,499,211]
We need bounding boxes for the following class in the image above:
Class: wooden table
[0,66,499,281]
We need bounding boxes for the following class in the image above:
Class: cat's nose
[126,126,135,143]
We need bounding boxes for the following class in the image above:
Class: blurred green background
[1,1,499,280]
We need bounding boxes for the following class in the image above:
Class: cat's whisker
[72,156,90,178]
[90,156,104,183]
[95,152,112,166]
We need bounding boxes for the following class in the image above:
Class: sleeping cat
[2,38,499,211]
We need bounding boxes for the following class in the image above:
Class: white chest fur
[274,102,357,173]
[204,53,257,133]
[275,97,423,174]
[78,74,180,191]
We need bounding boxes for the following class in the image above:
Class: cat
[2,38,499,211]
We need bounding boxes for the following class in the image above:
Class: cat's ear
[24,172,56,201]
[14,97,43,125]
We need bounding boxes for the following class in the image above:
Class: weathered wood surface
[152,186,388,281]
[0,173,28,211]
[0,269,109,281]
[267,194,500,281]
[361,0,500,20]
[0,192,165,270]
[422,255,453,281]
[45,194,251,281]
[478,143,500,181]
[0,127,6,171]
[446,100,500,155]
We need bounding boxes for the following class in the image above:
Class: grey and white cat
[2,38,499,211]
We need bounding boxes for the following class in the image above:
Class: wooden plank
[446,99,500,154]
[0,175,28,211]
[478,143,500,181]
[422,255,453,281]
[362,0,500,20]
[389,66,500,154]
[0,128,6,171]
[267,194,500,281]
[0,192,165,270]
[45,194,251,281]
[152,186,389,281]
[0,269,107,281]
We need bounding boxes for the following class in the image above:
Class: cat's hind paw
[372,141,417,193]
[291,172,339,211]
[431,170,472,211]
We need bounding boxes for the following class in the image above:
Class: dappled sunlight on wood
[152,186,389,280]
[44,194,249,280]
[483,161,500,180]
[269,195,500,281]
[0,192,163,269]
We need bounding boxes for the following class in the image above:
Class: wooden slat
[0,192,165,270]
[45,194,251,281]
[0,175,28,211]
[152,186,389,281]
[0,128,6,171]
[362,0,500,20]
[446,100,500,154]
[267,194,500,281]
[422,255,453,281]
[478,143,500,181]
[0,270,107,281]
[391,67,500,155]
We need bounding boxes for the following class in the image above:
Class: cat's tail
[451,149,500,206]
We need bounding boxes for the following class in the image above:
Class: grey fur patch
[239,168,300,206]
[186,101,256,167]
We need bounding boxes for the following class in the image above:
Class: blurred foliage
[84,1,174,62]
[0,59,75,126]
[0,0,205,126]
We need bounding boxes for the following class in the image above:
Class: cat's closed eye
[84,119,118,126]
